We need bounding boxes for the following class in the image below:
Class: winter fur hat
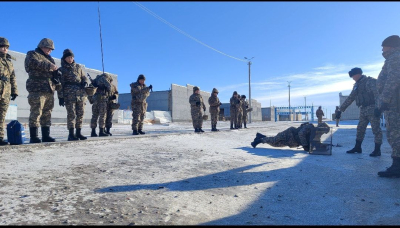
[382,35,400,47]
[137,74,146,82]
[62,49,74,60]
[348,67,362,77]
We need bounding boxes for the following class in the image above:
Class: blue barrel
[7,120,25,145]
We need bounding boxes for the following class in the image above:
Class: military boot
[256,132,267,139]
[29,127,41,143]
[194,128,200,133]
[378,157,400,178]
[91,128,98,137]
[251,137,264,148]
[99,128,109,137]
[132,130,139,135]
[138,129,145,135]
[76,128,87,140]
[0,138,9,146]
[244,121,247,128]
[105,127,112,136]
[68,128,79,141]
[41,126,56,142]
[346,140,362,153]
[199,128,205,132]
[214,124,219,131]
[369,143,381,157]
[230,123,234,129]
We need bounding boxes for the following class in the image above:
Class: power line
[133,1,247,62]
[98,2,105,73]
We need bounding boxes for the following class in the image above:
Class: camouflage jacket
[208,94,220,114]
[130,81,150,103]
[241,99,250,114]
[316,109,324,117]
[297,123,315,147]
[93,74,112,101]
[24,48,59,93]
[189,93,205,111]
[340,75,377,112]
[0,52,18,98]
[58,59,88,102]
[107,83,119,105]
[377,47,400,112]
[230,96,240,110]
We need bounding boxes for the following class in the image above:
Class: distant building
[339,92,360,120]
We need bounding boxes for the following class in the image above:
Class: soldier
[25,38,61,143]
[0,37,18,146]
[241,95,250,128]
[334,106,341,127]
[105,81,119,136]
[237,94,243,128]
[375,35,400,177]
[90,73,112,137]
[57,49,88,141]
[251,122,330,151]
[229,91,240,129]
[338,67,382,156]
[316,106,324,124]
[189,86,206,133]
[130,74,151,135]
[208,88,221,131]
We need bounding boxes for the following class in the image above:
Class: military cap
[382,35,400,47]
[0,37,10,48]
[233,91,238,95]
[62,49,74,60]
[348,67,363,77]
[137,74,146,81]
[193,86,200,92]
[212,88,219,93]
[241,95,246,99]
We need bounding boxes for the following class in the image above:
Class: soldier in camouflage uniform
[229,91,240,129]
[208,88,221,131]
[0,37,18,146]
[338,67,382,156]
[251,122,329,151]
[58,49,88,141]
[130,74,151,135]
[316,106,324,124]
[105,82,119,136]
[241,95,250,128]
[189,86,206,133]
[237,94,243,128]
[375,35,400,177]
[334,106,341,127]
[24,38,61,143]
[90,73,112,137]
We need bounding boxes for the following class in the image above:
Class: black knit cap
[137,74,146,81]
[348,67,363,77]
[62,49,74,60]
[241,95,246,98]
[382,35,400,47]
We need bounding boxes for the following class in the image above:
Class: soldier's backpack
[7,120,25,145]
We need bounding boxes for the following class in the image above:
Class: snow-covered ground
[0,120,399,225]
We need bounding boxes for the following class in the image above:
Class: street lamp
[244,57,254,123]
[288,81,291,121]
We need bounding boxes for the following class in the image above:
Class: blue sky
[3,1,400,117]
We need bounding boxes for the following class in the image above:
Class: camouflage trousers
[356,105,382,144]
[28,92,54,127]
[90,99,108,129]
[105,102,116,129]
[336,118,340,127]
[242,111,248,123]
[210,110,219,125]
[131,101,147,131]
[65,100,86,129]
[317,116,323,124]
[230,108,237,125]
[0,97,10,138]
[260,127,299,148]
[385,111,400,158]
[237,110,243,126]
[191,107,203,129]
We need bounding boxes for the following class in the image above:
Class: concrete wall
[339,92,360,120]
[9,50,118,124]
[262,107,274,121]
[171,84,211,122]
[118,90,171,112]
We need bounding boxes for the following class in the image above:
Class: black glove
[109,95,117,100]
[196,101,200,107]
[81,81,88,88]
[59,98,65,107]
[374,102,390,118]
[149,84,153,90]
[10,94,17,101]
[303,145,310,152]
[246,105,248,108]
[219,102,222,106]
[52,70,62,84]
[204,106,206,111]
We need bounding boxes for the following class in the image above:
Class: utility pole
[244,57,254,123]
[288,81,291,121]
